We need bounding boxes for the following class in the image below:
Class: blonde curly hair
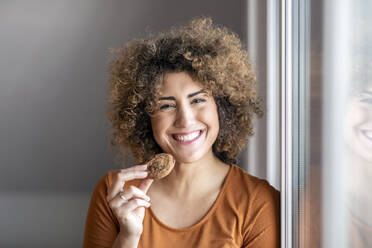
[107,17,263,165]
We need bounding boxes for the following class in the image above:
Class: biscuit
[146,153,175,179]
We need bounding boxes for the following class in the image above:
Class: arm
[83,167,152,248]
[242,181,280,248]
[83,173,120,248]
[111,233,141,248]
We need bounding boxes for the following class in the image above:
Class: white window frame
[280,0,309,247]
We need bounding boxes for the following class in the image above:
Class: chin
[172,151,208,164]
[173,156,202,164]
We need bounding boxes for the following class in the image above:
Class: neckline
[147,164,235,232]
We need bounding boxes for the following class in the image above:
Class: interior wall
[0,0,244,246]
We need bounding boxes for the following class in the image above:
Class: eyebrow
[159,90,207,101]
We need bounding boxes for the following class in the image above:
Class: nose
[174,103,196,128]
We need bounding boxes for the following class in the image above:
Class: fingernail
[139,171,148,177]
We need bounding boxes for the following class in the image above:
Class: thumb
[139,178,154,194]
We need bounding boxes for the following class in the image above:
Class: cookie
[146,153,175,179]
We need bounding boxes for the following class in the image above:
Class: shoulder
[227,166,280,247]
[228,165,279,199]
[226,165,280,226]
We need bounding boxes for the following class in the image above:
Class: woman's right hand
[106,164,153,238]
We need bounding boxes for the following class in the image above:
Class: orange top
[83,164,280,248]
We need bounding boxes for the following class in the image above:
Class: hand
[106,164,153,237]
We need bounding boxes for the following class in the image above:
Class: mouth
[171,129,204,145]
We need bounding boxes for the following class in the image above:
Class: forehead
[159,72,205,95]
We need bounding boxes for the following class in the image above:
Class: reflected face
[150,72,219,163]
[345,86,372,162]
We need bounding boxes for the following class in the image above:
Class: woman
[346,84,372,247]
[83,18,280,248]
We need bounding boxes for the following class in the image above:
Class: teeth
[174,131,201,142]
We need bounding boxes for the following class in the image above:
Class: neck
[153,151,228,199]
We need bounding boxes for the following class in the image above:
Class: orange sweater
[83,165,280,248]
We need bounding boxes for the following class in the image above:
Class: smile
[171,130,204,144]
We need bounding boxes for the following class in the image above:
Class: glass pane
[301,0,372,247]
[345,0,372,246]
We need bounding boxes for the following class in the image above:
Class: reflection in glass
[302,0,372,247]
[345,2,372,246]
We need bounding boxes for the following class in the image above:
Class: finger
[130,164,148,171]
[108,192,126,209]
[138,178,154,194]
[123,199,151,214]
[108,186,150,209]
[124,185,151,202]
[107,166,148,201]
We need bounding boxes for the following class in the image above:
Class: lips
[171,129,204,144]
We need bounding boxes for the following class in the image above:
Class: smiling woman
[83,18,280,248]
[150,72,220,164]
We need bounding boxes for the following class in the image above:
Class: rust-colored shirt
[83,164,280,248]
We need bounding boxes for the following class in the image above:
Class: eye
[159,103,176,110]
[191,98,206,104]
[360,97,372,104]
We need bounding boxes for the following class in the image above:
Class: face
[150,72,219,163]
[345,86,372,162]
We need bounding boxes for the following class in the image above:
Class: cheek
[346,100,363,128]
[349,105,372,129]
[212,111,220,133]
[202,104,219,135]
[150,117,162,140]
[150,116,171,142]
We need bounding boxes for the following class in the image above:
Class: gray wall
[0,0,244,246]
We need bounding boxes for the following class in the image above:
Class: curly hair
[107,17,263,165]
